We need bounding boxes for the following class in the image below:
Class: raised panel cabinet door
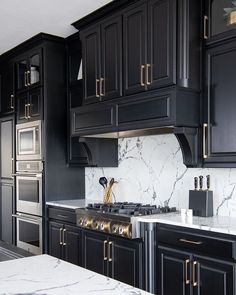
[108,237,142,288]
[0,183,13,244]
[101,14,122,100]
[204,41,236,165]
[48,221,63,260]
[147,0,176,89]
[28,88,42,121]
[64,225,81,266]
[81,25,101,104]
[123,1,147,95]
[193,256,234,295]
[0,118,13,179]
[0,64,15,114]
[83,230,108,275]
[158,247,191,295]
[17,92,28,123]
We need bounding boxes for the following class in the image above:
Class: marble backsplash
[85,135,236,217]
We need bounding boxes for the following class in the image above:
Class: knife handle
[206,175,210,190]
[199,176,204,190]
[194,177,198,190]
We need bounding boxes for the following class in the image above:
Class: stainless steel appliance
[16,161,43,216]
[13,212,42,255]
[76,202,176,239]
[16,120,42,161]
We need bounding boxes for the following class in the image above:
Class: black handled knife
[194,177,198,190]
[206,175,210,190]
[199,175,204,190]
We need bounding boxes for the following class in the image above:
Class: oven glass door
[15,214,42,255]
[16,174,42,216]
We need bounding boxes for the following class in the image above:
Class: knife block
[189,190,213,217]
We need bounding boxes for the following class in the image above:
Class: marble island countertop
[0,254,151,295]
[46,199,101,210]
[137,212,236,236]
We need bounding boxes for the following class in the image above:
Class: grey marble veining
[85,134,236,217]
[137,212,236,236]
[46,199,86,209]
[0,255,151,295]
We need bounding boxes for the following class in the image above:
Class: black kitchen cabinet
[203,39,236,167]
[81,14,122,104]
[123,0,176,95]
[0,63,15,115]
[83,230,142,288]
[157,226,236,295]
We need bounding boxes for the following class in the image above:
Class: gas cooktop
[76,202,176,239]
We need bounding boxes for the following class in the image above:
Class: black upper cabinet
[81,14,122,104]
[0,63,15,115]
[123,0,176,95]
[203,40,236,166]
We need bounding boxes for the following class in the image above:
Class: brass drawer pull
[108,241,113,262]
[179,239,203,245]
[193,261,198,287]
[24,72,28,87]
[140,65,145,86]
[203,123,208,159]
[59,228,63,245]
[10,94,14,109]
[103,240,108,261]
[100,78,105,97]
[63,229,67,246]
[185,259,190,285]
[27,70,31,86]
[204,15,209,40]
[96,79,100,98]
[146,64,151,85]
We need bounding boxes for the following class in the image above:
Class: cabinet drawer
[157,227,236,260]
[71,105,115,134]
[48,207,76,224]
[118,94,171,126]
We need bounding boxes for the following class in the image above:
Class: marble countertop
[0,254,151,295]
[46,199,86,209]
[137,212,236,236]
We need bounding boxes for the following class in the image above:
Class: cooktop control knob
[119,225,130,237]
[112,224,119,234]
[84,218,93,228]
[78,218,84,226]
[100,221,110,232]
[93,220,101,230]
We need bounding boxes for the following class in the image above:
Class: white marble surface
[137,212,236,236]
[85,134,236,217]
[0,254,151,295]
[46,199,86,209]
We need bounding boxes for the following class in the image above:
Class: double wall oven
[14,120,43,255]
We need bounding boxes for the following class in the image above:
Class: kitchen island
[0,254,151,295]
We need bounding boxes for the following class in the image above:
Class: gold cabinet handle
[108,241,113,262]
[27,103,31,119]
[140,65,145,86]
[100,78,105,97]
[146,64,151,85]
[96,79,100,98]
[59,228,63,245]
[10,94,14,109]
[103,240,108,261]
[63,229,67,246]
[179,239,203,245]
[185,259,190,285]
[24,104,28,120]
[193,261,198,287]
[27,70,31,86]
[204,15,209,40]
[203,123,208,159]
[24,72,28,87]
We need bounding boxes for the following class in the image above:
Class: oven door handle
[12,214,42,223]
[13,173,42,178]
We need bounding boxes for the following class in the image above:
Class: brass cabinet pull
[203,123,208,159]
[103,240,108,261]
[193,261,198,287]
[146,64,151,85]
[27,104,31,119]
[204,15,209,40]
[27,70,31,86]
[59,228,63,245]
[185,259,190,285]
[10,94,14,109]
[100,78,105,97]
[179,239,203,245]
[108,241,113,262]
[96,79,100,98]
[24,104,28,119]
[140,65,145,86]
[63,229,67,246]
[24,72,28,87]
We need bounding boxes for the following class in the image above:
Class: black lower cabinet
[48,221,81,266]
[83,230,143,288]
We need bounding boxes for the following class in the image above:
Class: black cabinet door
[158,247,191,295]
[109,237,142,288]
[28,88,42,121]
[64,225,81,266]
[101,15,122,100]
[203,40,236,166]
[123,1,147,95]
[0,64,15,114]
[17,92,28,122]
[48,221,63,260]
[81,25,101,104]
[147,0,176,89]
[193,256,234,295]
[0,183,13,244]
[83,230,108,275]
[15,55,28,92]
[0,118,13,179]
